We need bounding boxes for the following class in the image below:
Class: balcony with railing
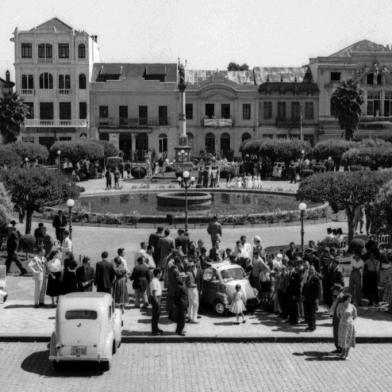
[202,117,233,127]
[98,117,170,128]
[20,89,34,95]
[360,115,392,123]
[57,89,72,95]
[24,119,88,127]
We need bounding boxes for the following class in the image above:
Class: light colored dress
[230,291,247,314]
[337,303,357,349]
[112,263,129,306]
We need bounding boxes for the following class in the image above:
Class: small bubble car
[201,262,259,315]
[49,292,122,371]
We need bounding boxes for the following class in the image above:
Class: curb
[1,335,392,344]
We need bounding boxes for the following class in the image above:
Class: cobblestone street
[1,343,392,392]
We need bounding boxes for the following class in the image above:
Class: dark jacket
[287,270,302,299]
[148,232,162,261]
[76,264,95,292]
[7,232,19,253]
[95,259,115,291]
[52,215,67,230]
[130,263,149,291]
[174,281,189,310]
[158,236,175,261]
[302,275,321,302]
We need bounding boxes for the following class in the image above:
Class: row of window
[330,71,382,86]
[99,105,168,125]
[24,102,87,120]
[21,73,86,90]
[262,101,314,120]
[185,103,252,120]
[21,43,86,59]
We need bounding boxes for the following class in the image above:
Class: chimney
[5,70,10,82]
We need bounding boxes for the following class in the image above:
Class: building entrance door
[135,133,149,161]
[119,133,132,161]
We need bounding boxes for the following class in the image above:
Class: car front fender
[215,292,229,305]
[103,332,114,358]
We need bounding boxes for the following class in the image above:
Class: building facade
[12,17,99,148]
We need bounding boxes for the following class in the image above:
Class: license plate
[71,346,87,356]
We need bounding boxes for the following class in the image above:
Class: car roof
[58,292,112,310]
[210,262,243,271]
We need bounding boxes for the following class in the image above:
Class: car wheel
[213,300,227,316]
[101,360,111,371]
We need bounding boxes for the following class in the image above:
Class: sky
[1,0,392,80]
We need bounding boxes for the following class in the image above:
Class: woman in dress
[62,253,78,294]
[363,252,380,306]
[112,256,129,312]
[46,249,63,307]
[230,284,247,324]
[336,293,357,360]
[349,253,364,306]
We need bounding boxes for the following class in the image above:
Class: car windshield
[220,267,244,282]
[65,310,98,320]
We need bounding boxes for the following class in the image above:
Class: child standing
[230,284,247,324]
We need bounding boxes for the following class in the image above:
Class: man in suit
[323,257,344,307]
[158,228,174,268]
[52,210,67,243]
[286,262,302,325]
[174,276,189,336]
[302,265,321,331]
[148,227,163,265]
[130,256,150,308]
[207,216,222,247]
[95,251,114,293]
[6,231,27,275]
[76,256,95,292]
[175,229,190,255]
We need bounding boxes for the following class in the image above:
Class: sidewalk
[2,278,392,342]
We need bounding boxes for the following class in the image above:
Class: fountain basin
[156,191,212,210]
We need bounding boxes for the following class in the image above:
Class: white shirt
[28,255,46,276]
[241,242,252,259]
[134,249,147,267]
[145,253,156,269]
[62,237,73,253]
[150,278,162,297]
[351,258,364,275]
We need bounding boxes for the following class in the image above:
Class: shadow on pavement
[357,305,392,321]
[213,321,238,326]
[21,350,104,377]
[122,329,177,336]
[293,351,342,361]
[4,304,36,309]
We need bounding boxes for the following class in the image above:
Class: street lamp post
[66,199,75,240]
[57,150,61,171]
[299,202,307,254]
[177,170,195,233]
[178,149,188,173]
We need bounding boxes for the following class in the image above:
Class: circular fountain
[156,191,212,210]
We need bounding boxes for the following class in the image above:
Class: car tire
[213,300,227,316]
[101,360,111,371]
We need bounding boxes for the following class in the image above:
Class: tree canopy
[0,145,20,167]
[9,141,49,162]
[227,62,249,71]
[50,141,104,164]
[3,167,80,234]
[297,171,392,242]
[372,180,392,234]
[312,139,356,163]
[330,79,364,140]
[92,140,119,158]
[0,92,29,144]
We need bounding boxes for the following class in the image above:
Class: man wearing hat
[207,216,222,247]
[148,227,164,265]
[323,257,344,307]
[174,276,189,336]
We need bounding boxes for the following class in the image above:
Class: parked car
[49,292,122,371]
[201,262,259,315]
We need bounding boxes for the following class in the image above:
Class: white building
[11,17,99,148]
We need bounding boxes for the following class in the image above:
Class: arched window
[241,133,251,142]
[158,133,168,153]
[205,133,215,154]
[79,74,86,89]
[220,133,231,157]
[78,44,86,59]
[39,73,53,89]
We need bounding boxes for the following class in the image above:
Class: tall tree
[3,167,80,234]
[227,62,249,71]
[0,92,29,144]
[330,79,364,141]
[297,171,392,242]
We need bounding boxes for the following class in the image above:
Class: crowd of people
[6,211,392,359]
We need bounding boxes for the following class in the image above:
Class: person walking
[148,227,164,265]
[174,277,189,336]
[27,247,46,307]
[76,256,95,292]
[105,169,112,190]
[130,256,150,308]
[52,210,67,243]
[150,268,163,335]
[95,251,115,293]
[287,262,302,325]
[336,293,357,360]
[6,231,27,275]
[349,253,364,306]
[46,249,63,307]
[112,256,129,311]
[230,284,247,324]
[157,229,175,268]
[302,265,321,332]
[207,216,222,247]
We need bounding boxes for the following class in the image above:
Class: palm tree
[330,79,364,141]
[0,92,29,144]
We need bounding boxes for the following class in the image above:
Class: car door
[202,268,215,305]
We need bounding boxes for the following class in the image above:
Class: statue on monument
[178,58,187,90]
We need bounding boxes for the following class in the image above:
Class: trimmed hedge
[0,145,20,167]
[341,146,392,170]
[10,141,49,162]
[50,141,104,164]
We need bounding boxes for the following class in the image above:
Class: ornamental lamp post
[177,170,195,233]
[178,149,188,172]
[298,202,307,254]
[66,198,75,240]
[57,150,61,171]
